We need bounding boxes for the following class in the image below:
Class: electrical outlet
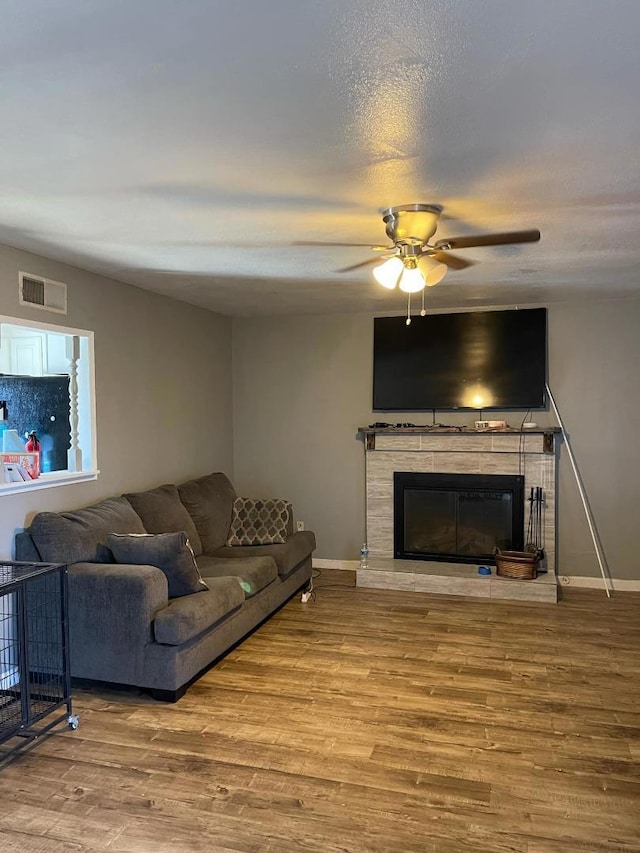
[296,520,305,532]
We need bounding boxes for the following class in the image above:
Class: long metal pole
[546,384,612,598]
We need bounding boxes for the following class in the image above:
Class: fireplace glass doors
[394,472,525,564]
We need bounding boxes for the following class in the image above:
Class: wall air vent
[18,272,67,314]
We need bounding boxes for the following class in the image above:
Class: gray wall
[548,300,640,580]
[0,244,233,560]
[232,299,640,580]
[3,238,636,582]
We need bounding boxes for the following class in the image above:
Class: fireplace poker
[536,486,544,559]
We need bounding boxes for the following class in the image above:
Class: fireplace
[393,472,525,564]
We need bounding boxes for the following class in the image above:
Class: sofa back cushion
[123,484,202,556]
[177,472,236,554]
[30,497,146,564]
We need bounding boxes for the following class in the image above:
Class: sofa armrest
[67,562,168,685]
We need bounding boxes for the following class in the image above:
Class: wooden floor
[1,571,639,852]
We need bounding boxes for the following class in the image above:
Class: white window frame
[0,314,98,495]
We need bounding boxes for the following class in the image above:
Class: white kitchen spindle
[66,335,82,472]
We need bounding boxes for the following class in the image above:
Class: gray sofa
[15,472,315,701]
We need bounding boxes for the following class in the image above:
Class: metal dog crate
[0,561,78,768]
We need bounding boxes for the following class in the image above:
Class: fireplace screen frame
[393,472,525,564]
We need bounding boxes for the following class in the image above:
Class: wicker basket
[494,547,539,580]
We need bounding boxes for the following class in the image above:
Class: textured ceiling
[2,0,639,316]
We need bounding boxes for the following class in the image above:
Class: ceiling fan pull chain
[406,293,412,325]
[420,289,426,316]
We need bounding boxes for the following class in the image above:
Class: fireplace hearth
[394,472,525,564]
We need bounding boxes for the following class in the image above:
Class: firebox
[393,472,525,564]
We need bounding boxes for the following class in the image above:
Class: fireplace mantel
[359,426,561,453]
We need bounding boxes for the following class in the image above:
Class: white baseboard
[559,575,640,591]
[312,558,358,571]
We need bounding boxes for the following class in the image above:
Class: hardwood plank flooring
[0,571,639,852]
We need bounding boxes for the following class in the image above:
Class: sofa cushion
[226,497,290,546]
[123,484,203,556]
[153,577,244,645]
[30,497,146,564]
[108,531,208,598]
[177,472,236,553]
[196,554,278,598]
[211,530,316,579]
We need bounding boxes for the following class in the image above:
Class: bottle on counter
[26,430,41,454]
[25,430,42,477]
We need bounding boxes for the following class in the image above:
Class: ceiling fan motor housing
[382,203,443,246]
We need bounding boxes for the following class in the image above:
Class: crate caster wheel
[67,715,80,730]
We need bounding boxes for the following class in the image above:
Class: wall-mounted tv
[373,308,547,411]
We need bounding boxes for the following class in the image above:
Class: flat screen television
[373,308,547,411]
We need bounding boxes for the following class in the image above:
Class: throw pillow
[226,498,290,547]
[107,531,208,598]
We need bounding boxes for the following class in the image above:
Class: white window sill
[0,470,99,496]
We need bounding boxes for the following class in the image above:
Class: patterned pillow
[226,498,290,546]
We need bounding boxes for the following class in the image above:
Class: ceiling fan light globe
[398,266,425,293]
[416,256,448,286]
[373,256,403,289]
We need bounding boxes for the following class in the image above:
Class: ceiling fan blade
[431,250,476,270]
[434,229,541,250]
[293,240,390,250]
[336,256,388,273]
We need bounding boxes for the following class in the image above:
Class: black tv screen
[373,308,547,411]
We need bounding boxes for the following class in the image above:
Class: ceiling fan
[296,203,540,319]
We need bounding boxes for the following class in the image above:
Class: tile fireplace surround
[360,427,561,603]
